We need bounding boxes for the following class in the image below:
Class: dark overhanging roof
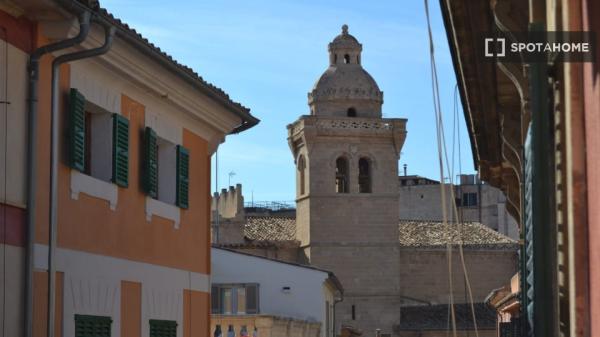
[399,303,496,331]
[438,0,480,170]
[55,0,259,134]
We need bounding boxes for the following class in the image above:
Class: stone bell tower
[287,25,407,335]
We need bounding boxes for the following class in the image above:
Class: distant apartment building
[399,174,519,239]
[211,247,343,337]
[0,1,257,336]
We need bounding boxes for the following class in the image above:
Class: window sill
[70,170,118,210]
[145,197,180,229]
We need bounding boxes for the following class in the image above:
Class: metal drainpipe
[47,22,116,337]
[333,291,343,337]
[25,11,91,337]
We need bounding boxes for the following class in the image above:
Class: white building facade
[211,247,343,337]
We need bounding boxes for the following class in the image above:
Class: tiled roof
[245,216,297,241]
[398,220,518,248]
[242,217,516,248]
[63,0,258,133]
[399,303,496,330]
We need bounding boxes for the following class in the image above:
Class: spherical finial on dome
[342,24,349,35]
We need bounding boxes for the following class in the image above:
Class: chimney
[403,164,407,176]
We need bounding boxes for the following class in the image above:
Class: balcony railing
[244,201,296,212]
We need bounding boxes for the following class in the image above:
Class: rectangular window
[69,88,128,187]
[142,127,188,208]
[462,192,477,207]
[222,288,233,314]
[157,137,177,205]
[237,287,247,314]
[149,319,177,337]
[212,284,259,315]
[75,314,112,337]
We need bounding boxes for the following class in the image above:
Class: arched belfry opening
[358,157,372,193]
[335,157,349,193]
[298,155,306,195]
[344,54,350,64]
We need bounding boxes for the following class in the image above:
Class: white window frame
[69,99,119,210]
[144,111,183,228]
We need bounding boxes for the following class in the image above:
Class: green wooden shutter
[211,285,221,314]
[522,128,534,335]
[149,319,177,337]
[143,127,158,198]
[69,88,86,172]
[245,284,259,314]
[176,145,189,209]
[112,113,129,187]
[75,314,112,337]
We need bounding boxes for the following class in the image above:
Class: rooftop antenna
[228,171,236,186]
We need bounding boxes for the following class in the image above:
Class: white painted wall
[34,244,209,337]
[212,248,336,332]
[0,40,28,208]
[0,245,24,337]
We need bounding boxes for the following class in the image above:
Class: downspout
[333,290,343,337]
[47,22,116,337]
[25,11,91,337]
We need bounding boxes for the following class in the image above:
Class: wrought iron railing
[243,201,296,211]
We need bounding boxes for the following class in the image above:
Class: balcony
[211,314,321,337]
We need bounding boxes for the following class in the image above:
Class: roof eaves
[212,245,339,277]
[55,0,260,134]
[438,0,478,169]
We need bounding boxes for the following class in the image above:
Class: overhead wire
[423,0,457,336]
[424,1,480,336]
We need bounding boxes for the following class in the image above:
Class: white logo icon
[485,38,506,57]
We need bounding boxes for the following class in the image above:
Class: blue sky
[102,0,476,201]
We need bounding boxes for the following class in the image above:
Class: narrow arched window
[347,107,357,117]
[334,54,338,64]
[358,158,371,193]
[298,155,306,195]
[335,157,349,193]
[344,54,350,64]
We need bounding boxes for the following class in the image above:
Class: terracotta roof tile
[245,216,297,241]
[398,220,518,248]
[242,217,516,249]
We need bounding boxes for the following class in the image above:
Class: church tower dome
[308,25,383,117]
[288,24,407,337]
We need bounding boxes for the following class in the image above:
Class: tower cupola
[308,25,384,118]
[328,24,362,66]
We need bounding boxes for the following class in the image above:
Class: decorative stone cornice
[287,116,407,158]
[308,86,383,104]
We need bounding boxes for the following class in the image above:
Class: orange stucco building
[0,1,258,336]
